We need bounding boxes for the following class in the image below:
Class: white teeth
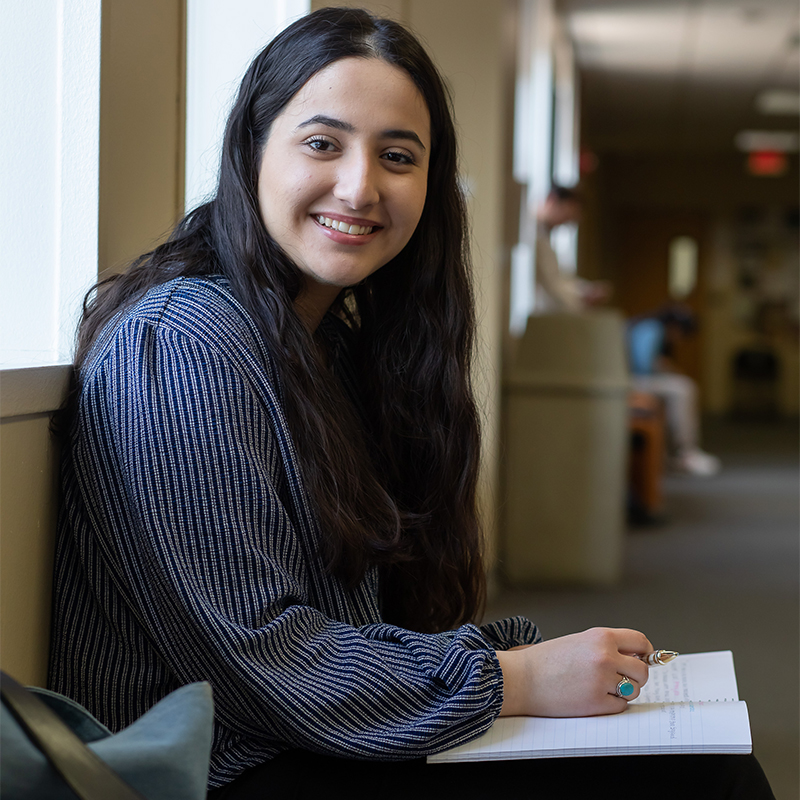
[316,216,374,235]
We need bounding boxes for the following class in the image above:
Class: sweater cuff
[478,616,541,650]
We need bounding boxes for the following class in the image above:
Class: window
[1,0,101,368]
[550,17,579,275]
[510,0,555,334]
[185,0,309,212]
[1,0,309,387]
[509,0,580,334]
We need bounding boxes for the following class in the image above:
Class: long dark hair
[71,7,484,633]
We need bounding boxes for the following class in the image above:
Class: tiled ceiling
[559,0,800,154]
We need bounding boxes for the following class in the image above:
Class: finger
[596,694,630,716]
[620,654,649,686]
[608,696,630,713]
[612,628,654,656]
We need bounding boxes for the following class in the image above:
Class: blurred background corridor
[492,3,799,796]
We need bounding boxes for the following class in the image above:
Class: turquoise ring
[615,676,635,699]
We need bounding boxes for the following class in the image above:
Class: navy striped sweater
[49,277,539,788]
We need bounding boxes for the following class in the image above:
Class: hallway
[486,418,799,798]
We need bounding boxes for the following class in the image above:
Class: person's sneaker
[671,448,721,477]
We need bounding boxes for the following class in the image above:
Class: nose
[332,150,380,211]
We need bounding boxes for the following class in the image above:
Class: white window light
[511,0,556,333]
[1,0,101,368]
[550,18,580,277]
[755,89,800,116]
[734,130,800,153]
[185,0,310,213]
[514,0,554,206]
[669,236,698,300]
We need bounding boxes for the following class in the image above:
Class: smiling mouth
[314,215,379,236]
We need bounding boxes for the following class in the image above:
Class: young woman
[49,7,774,798]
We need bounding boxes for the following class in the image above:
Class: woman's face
[257,57,431,326]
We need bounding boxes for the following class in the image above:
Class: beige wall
[99,0,185,274]
[411,0,509,564]
[0,414,60,686]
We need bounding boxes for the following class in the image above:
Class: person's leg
[208,750,775,800]
[632,374,697,452]
[631,374,719,475]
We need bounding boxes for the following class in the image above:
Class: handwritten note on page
[633,650,739,705]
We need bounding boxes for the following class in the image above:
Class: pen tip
[659,650,679,664]
[644,650,680,665]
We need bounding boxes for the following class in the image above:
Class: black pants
[208,749,775,799]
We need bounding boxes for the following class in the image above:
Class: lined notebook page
[633,651,739,705]
[428,652,751,763]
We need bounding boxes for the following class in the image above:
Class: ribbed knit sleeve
[49,278,538,788]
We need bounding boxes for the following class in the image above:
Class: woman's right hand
[495,627,653,718]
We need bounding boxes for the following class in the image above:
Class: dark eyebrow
[382,129,427,152]
[296,115,427,152]
[297,115,355,134]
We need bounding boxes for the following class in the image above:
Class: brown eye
[382,150,415,166]
[305,137,337,153]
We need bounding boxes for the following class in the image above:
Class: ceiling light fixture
[756,90,800,116]
[735,130,799,152]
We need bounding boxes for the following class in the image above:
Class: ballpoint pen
[642,650,679,666]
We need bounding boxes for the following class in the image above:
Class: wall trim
[0,365,72,419]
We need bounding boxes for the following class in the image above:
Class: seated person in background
[534,185,611,312]
[627,304,721,476]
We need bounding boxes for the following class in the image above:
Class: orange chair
[628,390,666,520]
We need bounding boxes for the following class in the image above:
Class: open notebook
[428,651,751,762]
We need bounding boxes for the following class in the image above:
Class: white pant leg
[631,373,698,454]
